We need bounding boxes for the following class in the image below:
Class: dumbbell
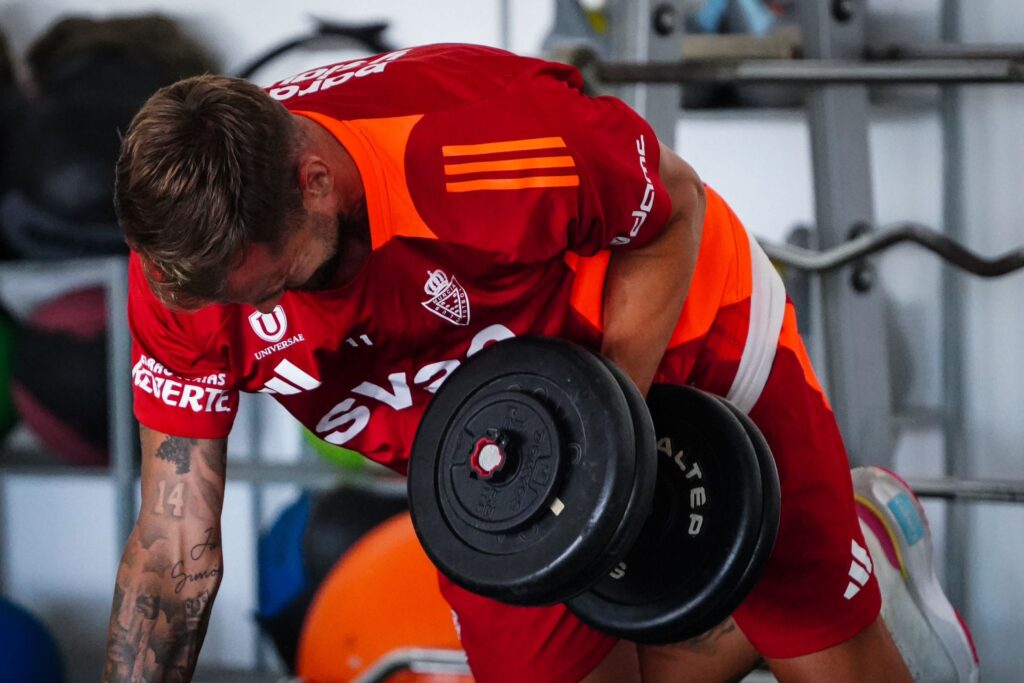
[408,336,780,644]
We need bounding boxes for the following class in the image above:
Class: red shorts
[438,302,882,682]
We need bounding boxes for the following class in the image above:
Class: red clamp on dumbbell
[469,430,509,479]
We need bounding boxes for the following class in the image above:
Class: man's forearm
[601,174,705,395]
[104,530,222,683]
[104,432,228,683]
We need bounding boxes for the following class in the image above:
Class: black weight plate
[710,396,780,616]
[568,384,764,644]
[409,336,638,606]
[425,370,630,602]
[567,355,658,593]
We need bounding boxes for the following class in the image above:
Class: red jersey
[128,44,773,473]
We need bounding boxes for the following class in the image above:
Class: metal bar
[759,223,1024,276]
[909,478,1024,504]
[228,460,407,494]
[0,464,111,479]
[498,0,511,51]
[939,0,969,615]
[595,58,1024,85]
[0,453,408,493]
[249,398,269,672]
[866,42,1024,62]
[607,0,687,146]
[798,0,894,469]
[354,648,469,683]
[105,257,136,545]
[0,255,123,276]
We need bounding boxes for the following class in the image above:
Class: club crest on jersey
[421,269,470,326]
[249,306,288,343]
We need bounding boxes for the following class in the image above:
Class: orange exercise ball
[297,512,471,683]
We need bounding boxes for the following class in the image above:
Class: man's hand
[600,142,706,395]
[103,427,227,682]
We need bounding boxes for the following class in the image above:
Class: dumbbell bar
[865,43,1024,62]
[408,337,779,644]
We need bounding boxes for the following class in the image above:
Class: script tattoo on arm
[103,431,227,683]
[190,528,220,561]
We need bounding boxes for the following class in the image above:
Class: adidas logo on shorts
[844,539,873,600]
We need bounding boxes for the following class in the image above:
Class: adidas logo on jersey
[258,359,322,395]
[844,538,873,600]
[421,269,470,326]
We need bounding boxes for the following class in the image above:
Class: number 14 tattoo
[153,481,185,517]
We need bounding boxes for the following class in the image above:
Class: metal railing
[759,224,1024,278]
[596,58,1024,85]
[354,648,470,683]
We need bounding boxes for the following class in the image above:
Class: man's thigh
[723,306,882,658]
[438,575,619,683]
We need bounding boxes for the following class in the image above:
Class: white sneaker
[853,466,980,683]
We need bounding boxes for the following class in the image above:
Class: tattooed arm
[103,425,227,682]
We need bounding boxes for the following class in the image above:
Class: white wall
[1,0,1022,680]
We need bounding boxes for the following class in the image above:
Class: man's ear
[297,153,334,199]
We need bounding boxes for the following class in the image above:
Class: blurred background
[0,0,1021,681]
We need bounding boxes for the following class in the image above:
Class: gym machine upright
[549,0,1024,503]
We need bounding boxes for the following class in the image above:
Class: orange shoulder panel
[565,185,748,349]
[293,110,437,249]
[665,185,752,349]
[563,251,610,331]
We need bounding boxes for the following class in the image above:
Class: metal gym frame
[594,0,1024,503]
